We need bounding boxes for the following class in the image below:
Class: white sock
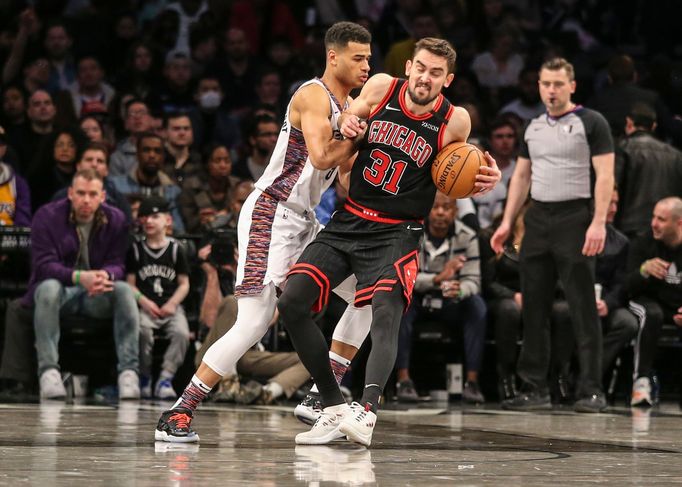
[263,381,284,399]
[309,351,352,395]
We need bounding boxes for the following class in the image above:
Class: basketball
[431,142,487,198]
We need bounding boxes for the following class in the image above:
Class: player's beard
[407,84,439,106]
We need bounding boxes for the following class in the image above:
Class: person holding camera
[395,192,487,404]
[126,196,190,399]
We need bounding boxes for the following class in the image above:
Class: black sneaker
[497,375,516,401]
[501,388,551,411]
[463,381,485,404]
[396,379,419,402]
[155,408,200,443]
[574,393,607,413]
[294,393,323,425]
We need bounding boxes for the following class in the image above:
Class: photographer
[395,192,487,404]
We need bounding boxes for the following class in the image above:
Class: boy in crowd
[127,196,190,399]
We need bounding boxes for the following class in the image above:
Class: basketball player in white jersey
[155,22,374,443]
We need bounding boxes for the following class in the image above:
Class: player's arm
[295,84,357,170]
[337,153,357,191]
[339,73,394,138]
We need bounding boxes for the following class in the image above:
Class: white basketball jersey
[254,78,347,214]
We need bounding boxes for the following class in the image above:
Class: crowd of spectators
[0,0,681,406]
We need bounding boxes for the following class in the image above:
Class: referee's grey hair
[541,57,575,81]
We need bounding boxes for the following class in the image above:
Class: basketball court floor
[2,400,682,486]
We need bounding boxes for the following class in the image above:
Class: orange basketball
[431,142,487,198]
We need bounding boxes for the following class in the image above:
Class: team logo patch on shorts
[394,250,419,306]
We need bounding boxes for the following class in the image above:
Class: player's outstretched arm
[294,83,357,170]
[339,73,394,138]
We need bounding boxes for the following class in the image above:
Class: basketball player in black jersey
[278,38,501,447]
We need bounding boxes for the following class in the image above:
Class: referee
[491,58,615,413]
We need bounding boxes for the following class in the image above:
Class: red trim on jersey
[397,81,444,121]
[344,197,424,224]
[368,78,399,119]
[437,105,455,152]
[287,263,330,313]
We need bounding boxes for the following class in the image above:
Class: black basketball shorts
[288,209,423,312]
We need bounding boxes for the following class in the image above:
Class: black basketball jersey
[126,238,190,307]
[348,78,454,221]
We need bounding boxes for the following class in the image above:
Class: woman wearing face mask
[188,75,241,149]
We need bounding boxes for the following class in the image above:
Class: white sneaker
[39,368,66,400]
[118,370,140,400]
[154,378,177,400]
[631,377,652,407]
[339,402,377,447]
[295,404,349,445]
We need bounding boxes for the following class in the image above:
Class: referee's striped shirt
[521,106,614,202]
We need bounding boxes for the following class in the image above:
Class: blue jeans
[397,294,487,373]
[33,279,139,375]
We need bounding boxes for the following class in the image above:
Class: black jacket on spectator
[616,131,682,237]
[626,230,682,314]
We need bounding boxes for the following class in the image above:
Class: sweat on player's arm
[294,83,359,170]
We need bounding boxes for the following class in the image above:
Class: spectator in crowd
[383,10,440,78]
[109,99,153,177]
[79,115,106,144]
[43,20,76,94]
[616,103,682,239]
[52,141,131,221]
[229,0,304,56]
[207,27,258,116]
[24,169,138,399]
[491,58,614,413]
[28,126,86,211]
[179,143,240,235]
[111,132,184,232]
[499,68,545,122]
[189,21,218,78]
[1,86,27,142]
[127,196,191,400]
[231,179,254,216]
[396,192,487,404]
[188,75,241,149]
[471,30,524,91]
[232,114,278,181]
[56,56,115,123]
[253,68,285,120]
[115,41,161,104]
[551,188,638,393]
[150,51,196,115]
[628,197,682,407]
[374,0,424,53]
[1,8,40,87]
[0,131,31,227]
[10,89,56,173]
[20,58,50,94]
[476,118,517,229]
[587,54,672,138]
[162,112,202,186]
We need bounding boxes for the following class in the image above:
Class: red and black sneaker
[155,408,199,443]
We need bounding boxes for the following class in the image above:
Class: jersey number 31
[362,148,407,195]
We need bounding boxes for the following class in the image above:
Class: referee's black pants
[518,199,603,397]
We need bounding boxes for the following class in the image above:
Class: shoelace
[168,412,191,430]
